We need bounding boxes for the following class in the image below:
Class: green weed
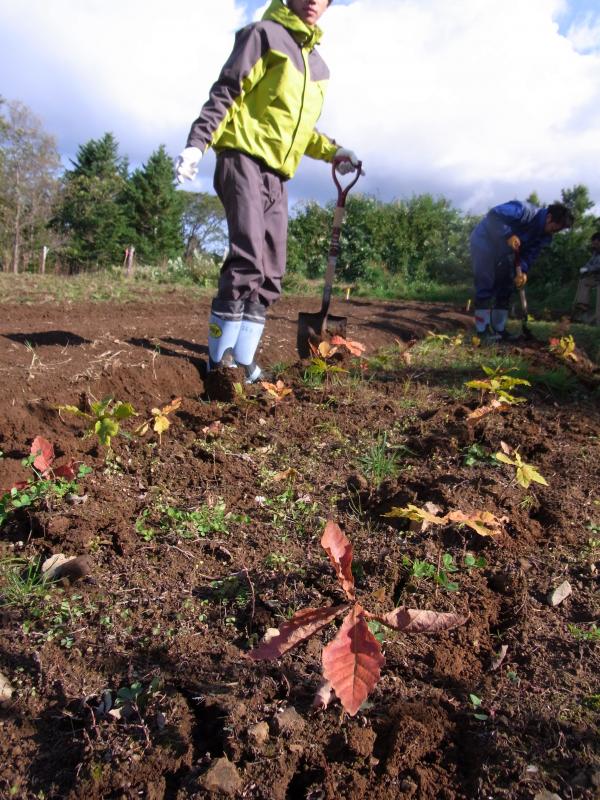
[0,557,48,609]
[358,431,400,487]
[462,443,497,468]
[402,553,459,592]
[135,499,239,542]
[568,623,600,643]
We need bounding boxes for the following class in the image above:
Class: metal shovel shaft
[296,159,362,357]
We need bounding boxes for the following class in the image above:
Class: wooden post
[40,246,49,274]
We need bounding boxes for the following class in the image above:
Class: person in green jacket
[175,0,361,383]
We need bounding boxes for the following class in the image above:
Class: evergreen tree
[52,132,128,269]
[125,145,184,263]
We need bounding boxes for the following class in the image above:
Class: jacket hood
[262,0,324,49]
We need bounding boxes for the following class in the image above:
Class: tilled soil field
[0,294,599,800]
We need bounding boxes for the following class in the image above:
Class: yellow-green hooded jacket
[185,0,338,179]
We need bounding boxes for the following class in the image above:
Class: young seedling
[494,441,548,489]
[384,502,505,538]
[249,521,466,716]
[469,693,488,720]
[549,335,578,363]
[0,437,89,527]
[465,365,530,406]
[462,443,498,467]
[133,397,182,442]
[58,396,137,450]
[260,380,293,402]
[425,331,464,347]
[401,553,460,592]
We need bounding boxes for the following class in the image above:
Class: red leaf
[321,520,356,600]
[330,336,366,357]
[322,604,385,716]
[53,460,76,481]
[248,605,347,661]
[31,436,54,475]
[373,606,467,633]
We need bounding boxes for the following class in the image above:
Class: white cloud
[567,12,600,53]
[1,0,599,212]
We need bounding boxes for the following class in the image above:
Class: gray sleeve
[186,24,268,151]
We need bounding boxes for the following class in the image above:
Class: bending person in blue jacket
[470,200,573,340]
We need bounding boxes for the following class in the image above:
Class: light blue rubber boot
[233,302,266,383]
[208,315,241,369]
[474,308,491,333]
[491,308,508,333]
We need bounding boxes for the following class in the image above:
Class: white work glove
[334,147,364,175]
[174,146,202,184]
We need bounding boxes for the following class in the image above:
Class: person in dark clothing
[572,232,600,325]
[174,0,361,382]
[470,200,573,340]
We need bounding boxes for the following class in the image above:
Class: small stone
[547,581,572,607]
[534,791,562,800]
[591,772,600,789]
[201,757,242,796]
[0,671,14,704]
[273,706,306,737]
[41,554,91,583]
[247,721,269,746]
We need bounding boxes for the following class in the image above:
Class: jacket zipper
[283,39,309,167]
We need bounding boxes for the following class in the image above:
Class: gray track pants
[213,150,288,314]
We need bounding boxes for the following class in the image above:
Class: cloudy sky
[1,0,599,213]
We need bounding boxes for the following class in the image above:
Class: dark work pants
[212,150,288,319]
[471,231,515,309]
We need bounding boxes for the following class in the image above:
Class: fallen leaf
[330,335,366,356]
[160,397,182,415]
[467,398,510,422]
[322,605,385,717]
[272,467,300,483]
[248,605,348,661]
[321,520,356,600]
[446,509,505,537]
[53,459,77,480]
[373,606,467,633]
[31,435,54,475]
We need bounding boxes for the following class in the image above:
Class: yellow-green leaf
[517,464,548,488]
[153,415,170,436]
[113,402,137,420]
[57,404,90,419]
[95,418,119,447]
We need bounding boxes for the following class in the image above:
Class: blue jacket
[471,201,551,273]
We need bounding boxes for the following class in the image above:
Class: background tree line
[1,97,597,305]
